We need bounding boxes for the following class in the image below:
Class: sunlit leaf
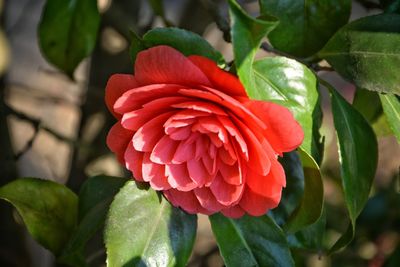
[0,178,78,255]
[105,181,197,267]
[210,214,294,267]
[260,0,351,57]
[319,14,400,94]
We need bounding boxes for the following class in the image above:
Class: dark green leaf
[353,89,383,123]
[380,93,400,142]
[210,214,294,267]
[0,178,78,255]
[319,14,400,94]
[260,0,351,57]
[323,80,378,251]
[228,0,278,92]
[38,0,100,77]
[287,208,326,251]
[59,176,128,267]
[129,31,147,68]
[284,149,323,233]
[130,28,225,66]
[272,152,305,226]
[105,181,197,267]
[380,0,400,13]
[250,57,323,162]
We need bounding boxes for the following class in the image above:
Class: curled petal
[135,45,211,87]
[239,186,281,216]
[164,189,212,215]
[150,135,180,164]
[165,164,197,191]
[188,55,247,97]
[132,112,174,152]
[221,205,245,219]
[106,122,133,163]
[105,74,137,118]
[245,100,304,154]
[142,153,171,190]
[124,141,144,181]
[194,187,225,212]
[210,173,244,206]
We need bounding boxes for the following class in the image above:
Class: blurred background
[0,0,399,266]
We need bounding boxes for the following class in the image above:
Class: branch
[4,103,84,158]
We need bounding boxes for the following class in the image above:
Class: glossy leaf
[209,214,294,267]
[250,57,323,162]
[319,14,400,94]
[260,0,351,57]
[59,176,128,267]
[284,149,323,233]
[353,89,383,123]
[38,0,100,77]
[130,28,225,66]
[105,181,197,267]
[228,0,278,92]
[288,208,326,251]
[0,178,78,255]
[380,93,400,142]
[325,81,378,251]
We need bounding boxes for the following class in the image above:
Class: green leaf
[322,80,378,251]
[284,149,323,233]
[380,0,400,13]
[130,28,225,66]
[228,0,278,92]
[260,0,351,57]
[319,14,400,94]
[353,89,383,123]
[105,181,197,267]
[380,93,400,142]
[209,214,294,267]
[0,178,78,255]
[287,208,326,251]
[59,176,128,267]
[250,57,323,163]
[38,0,100,77]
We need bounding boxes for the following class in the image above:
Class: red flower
[105,45,303,218]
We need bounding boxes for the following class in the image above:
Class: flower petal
[105,74,137,118]
[165,164,197,191]
[142,153,171,190]
[132,112,174,152]
[221,205,245,218]
[121,96,189,131]
[114,84,183,115]
[245,159,285,198]
[239,186,280,216]
[245,100,304,154]
[194,187,225,212]
[106,122,133,163]
[135,46,211,86]
[164,189,212,215]
[150,135,180,164]
[210,173,244,206]
[124,141,144,181]
[187,158,213,186]
[188,55,247,96]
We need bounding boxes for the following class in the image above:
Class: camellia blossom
[105,45,304,218]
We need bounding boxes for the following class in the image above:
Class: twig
[4,103,83,148]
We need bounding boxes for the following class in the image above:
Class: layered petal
[245,100,304,154]
[105,74,137,118]
[134,46,211,87]
[106,122,133,163]
[188,55,247,97]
